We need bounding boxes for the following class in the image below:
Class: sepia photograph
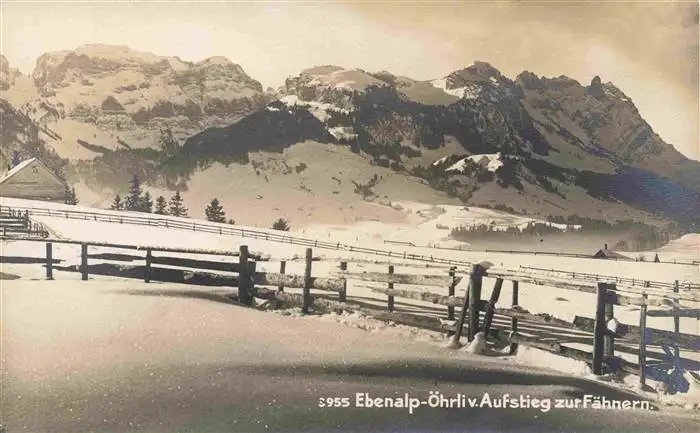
[1,0,699,432]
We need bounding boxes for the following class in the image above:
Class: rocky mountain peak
[587,75,606,100]
[0,54,17,90]
[196,56,235,66]
[300,65,346,76]
[73,43,162,62]
[515,71,543,90]
[281,65,389,108]
[444,61,507,91]
[466,61,503,79]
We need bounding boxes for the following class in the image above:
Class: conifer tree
[154,196,167,215]
[11,151,21,167]
[124,175,143,211]
[65,186,78,205]
[158,128,180,155]
[140,191,153,213]
[110,194,123,211]
[271,218,290,231]
[205,198,226,223]
[168,190,188,217]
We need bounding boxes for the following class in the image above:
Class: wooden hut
[0,158,67,203]
[592,243,630,260]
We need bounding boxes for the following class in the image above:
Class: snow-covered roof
[592,249,630,260]
[0,158,38,184]
[0,157,66,187]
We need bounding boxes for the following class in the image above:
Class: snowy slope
[3,200,700,432]
[6,279,699,432]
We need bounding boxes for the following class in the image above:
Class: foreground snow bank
[307,310,699,412]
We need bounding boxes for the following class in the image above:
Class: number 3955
[318,397,351,408]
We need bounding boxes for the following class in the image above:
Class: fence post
[592,282,609,375]
[673,280,680,359]
[604,284,616,359]
[81,243,88,281]
[467,264,484,342]
[509,280,519,355]
[482,278,503,338]
[339,261,347,302]
[448,263,481,348]
[248,261,257,301]
[302,248,313,314]
[639,294,648,388]
[45,242,53,280]
[447,267,456,321]
[278,261,286,292]
[238,245,250,305]
[144,249,152,283]
[387,265,395,312]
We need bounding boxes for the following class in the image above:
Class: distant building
[592,243,630,260]
[0,157,67,203]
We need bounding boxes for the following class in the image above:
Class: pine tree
[140,191,153,213]
[124,175,143,211]
[168,190,188,217]
[158,128,180,155]
[271,218,290,231]
[11,151,21,167]
[110,194,123,211]
[65,186,78,205]
[154,196,167,215]
[205,198,226,223]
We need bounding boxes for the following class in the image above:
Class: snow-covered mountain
[3,46,699,228]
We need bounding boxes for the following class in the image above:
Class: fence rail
[4,237,271,260]
[398,243,698,266]
[517,265,700,291]
[486,270,700,303]
[0,204,477,268]
[4,204,698,274]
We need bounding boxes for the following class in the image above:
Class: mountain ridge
[2,45,696,160]
[1,44,698,229]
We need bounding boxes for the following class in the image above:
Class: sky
[1,0,698,160]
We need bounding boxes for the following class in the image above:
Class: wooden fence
[3,237,699,386]
[0,205,475,268]
[0,208,50,238]
[333,262,700,384]
[29,239,346,313]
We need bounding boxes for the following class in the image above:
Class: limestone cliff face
[4,44,273,155]
[0,55,19,90]
[515,71,700,192]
